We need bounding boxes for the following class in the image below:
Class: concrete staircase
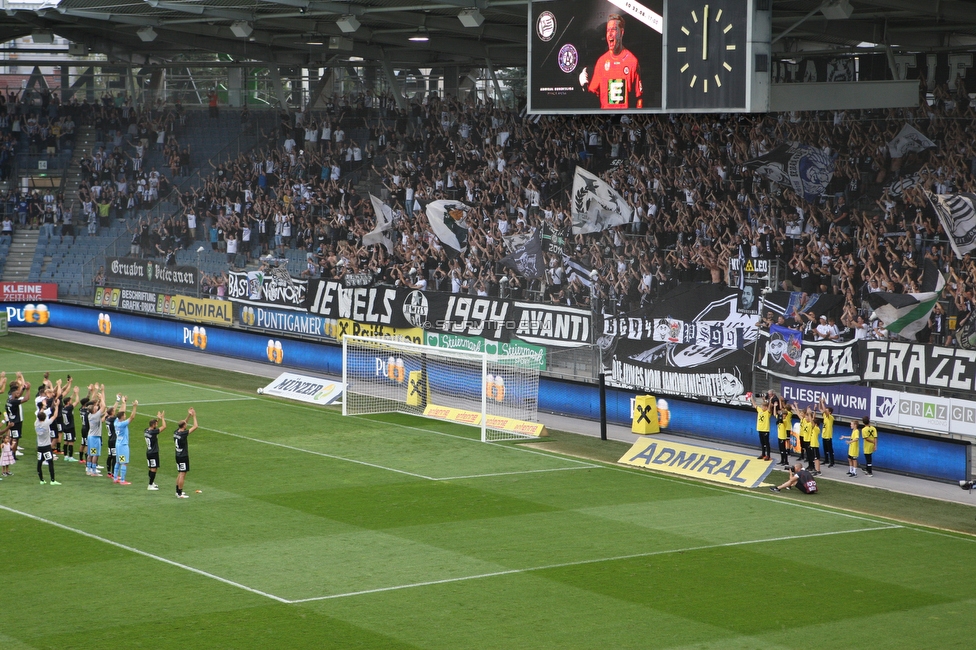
[1,228,39,280]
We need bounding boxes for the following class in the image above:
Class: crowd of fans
[3,81,975,346]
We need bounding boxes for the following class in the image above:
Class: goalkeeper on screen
[578,13,643,109]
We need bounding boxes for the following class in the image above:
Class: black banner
[304,280,592,347]
[757,331,860,384]
[227,270,307,312]
[860,340,976,394]
[105,257,198,290]
[606,337,752,404]
[602,283,757,349]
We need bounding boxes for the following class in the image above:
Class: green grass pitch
[1,333,975,649]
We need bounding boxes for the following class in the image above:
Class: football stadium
[1,0,976,647]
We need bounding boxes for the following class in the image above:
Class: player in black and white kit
[105,397,119,479]
[174,407,197,498]
[6,373,31,458]
[59,386,80,463]
[36,389,61,485]
[145,411,166,491]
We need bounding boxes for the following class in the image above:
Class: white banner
[260,372,343,405]
[869,387,976,436]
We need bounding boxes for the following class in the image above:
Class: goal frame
[341,335,539,442]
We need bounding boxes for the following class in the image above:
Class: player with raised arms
[174,408,198,499]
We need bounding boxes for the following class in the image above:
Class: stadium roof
[0,0,974,68]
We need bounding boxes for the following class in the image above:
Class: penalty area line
[0,504,290,604]
[287,524,902,603]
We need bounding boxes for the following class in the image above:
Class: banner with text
[238,304,337,341]
[424,331,547,370]
[105,257,199,290]
[227,270,308,312]
[860,340,976,396]
[0,282,57,302]
[605,337,752,405]
[619,438,774,488]
[305,280,592,347]
[758,331,860,384]
[780,381,871,420]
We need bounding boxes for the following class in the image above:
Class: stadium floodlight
[458,8,484,28]
[137,26,158,42]
[408,27,429,42]
[342,335,541,442]
[230,21,253,38]
[336,15,360,33]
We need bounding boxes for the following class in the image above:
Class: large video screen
[529,0,664,112]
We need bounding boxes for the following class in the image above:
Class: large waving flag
[362,194,396,254]
[887,124,936,159]
[867,259,945,340]
[927,191,976,258]
[499,228,544,279]
[425,200,470,255]
[571,167,633,235]
[744,143,835,202]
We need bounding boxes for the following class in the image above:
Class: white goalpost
[342,335,542,442]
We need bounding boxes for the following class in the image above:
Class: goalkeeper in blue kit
[112,397,138,485]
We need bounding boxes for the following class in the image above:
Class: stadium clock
[666,0,748,109]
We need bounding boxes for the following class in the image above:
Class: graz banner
[227,270,308,312]
[860,340,976,395]
[605,337,752,405]
[602,283,757,350]
[238,304,337,341]
[869,387,976,437]
[758,331,860,384]
[105,257,198,290]
[304,280,592,347]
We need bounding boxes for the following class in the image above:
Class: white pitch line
[136,397,255,407]
[434,466,597,481]
[0,503,290,604]
[205,426,438,480]
[1,348,255,402]
[287,524,902,603]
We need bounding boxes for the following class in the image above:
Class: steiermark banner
[424,331,547,370]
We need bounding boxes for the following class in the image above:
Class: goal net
[342,335,542,442]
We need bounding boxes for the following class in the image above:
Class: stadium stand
[3,84,975,345]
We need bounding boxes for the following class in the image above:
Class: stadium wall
[8,302,968,482]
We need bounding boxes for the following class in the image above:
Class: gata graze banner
[304,280,592,347]
[860,340,976,395]
[757,331,860,384]
[227,270,307,312]
[0,282,57,302]
[605,336,752,405]
[105,257,199,290]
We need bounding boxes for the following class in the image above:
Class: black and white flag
[744,143,835,202]
[499,228,545,279]
[425,200,470,255]
[571,167,632,235]
[363,194,396,254]
[887,124,936,159]
[563,254,595,287]
[927,191,976,258]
